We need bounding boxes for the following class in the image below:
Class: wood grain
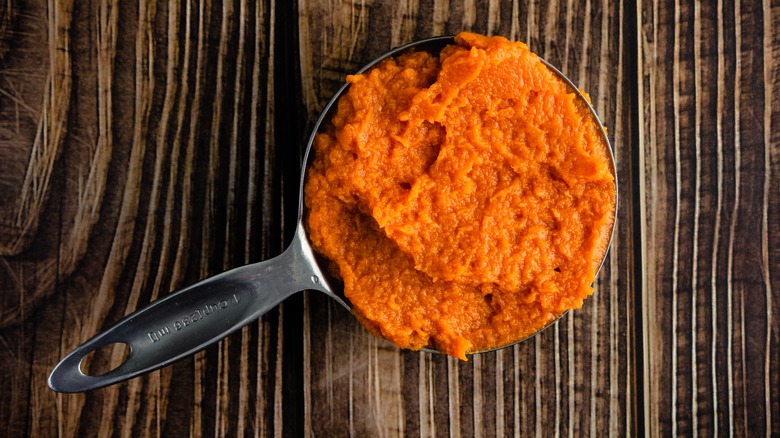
[0,0,777,436]
[639,0,780,435]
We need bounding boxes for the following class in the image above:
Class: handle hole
[79,342,130,377]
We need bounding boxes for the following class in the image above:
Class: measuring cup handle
[48,231,327,393]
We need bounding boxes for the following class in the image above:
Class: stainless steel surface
[48,225,343,393]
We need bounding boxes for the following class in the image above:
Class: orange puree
[304,33,616,359]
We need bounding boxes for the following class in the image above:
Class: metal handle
[48,228,335,393]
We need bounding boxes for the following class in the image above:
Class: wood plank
[638,0,780,434]
[297,0,637,436]
[0,0,280,435]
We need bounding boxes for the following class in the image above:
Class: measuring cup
[48,36,616,393]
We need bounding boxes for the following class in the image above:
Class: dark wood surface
[0,0,776,436]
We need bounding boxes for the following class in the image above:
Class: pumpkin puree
[305,32,616,360]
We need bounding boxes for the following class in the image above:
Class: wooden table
[1,0,777,436]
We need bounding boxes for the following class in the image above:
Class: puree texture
[304,32,616,359]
